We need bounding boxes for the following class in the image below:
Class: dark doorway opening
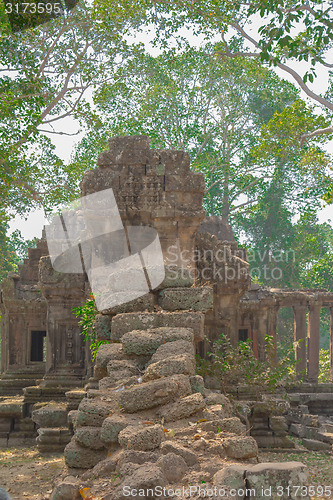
[30,331,46,362]
[238,328,249,342]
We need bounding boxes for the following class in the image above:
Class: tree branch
[230,22,333,113]
[300,126,333,146]
[37,128,81,136]
[232,198,256,210]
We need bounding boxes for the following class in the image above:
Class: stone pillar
[293,304,307,379]
[307,304,321,383]
[249,316,259,359]
[330,307,333,382]
[256,310,268,362]
[268,306,279,364]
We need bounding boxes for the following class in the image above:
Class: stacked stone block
[0,397,36,446]
[32,402,72,453]
[49,136,309,498]
[64,279,215,469]
[249,401,295,449]
[288,401,333,451]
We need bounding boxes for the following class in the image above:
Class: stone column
[330,307,333,382]
[307,303,321,383]
[293,304,307,379]
[268,306,279,364]
[253,310,268,362]
[249,316,259,359]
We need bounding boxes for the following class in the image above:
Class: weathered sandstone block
[121,327,193,356]
[114,463,166,499]
[158,392,205,422]
[100,415,129,445]
[223,435,258,460]
[149,339,195,365]
[111,312,204,343]
[143,354,195,380]
[32,403,68,428]
[74,427,105,450]
[0,399,24,419]
[213,465,247,492]
[50,476,81,500]
[156,453,188,483]
[98,293,155,318]
[76,398,114,427]
[246,462,308,499]
[64,440,107,469]
[160,441,198,466]
[158,286,213,312]
[118,424,164,451]
[119,374,191,413]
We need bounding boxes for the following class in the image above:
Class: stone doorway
[238,328,249,342]
[30,330,46,362]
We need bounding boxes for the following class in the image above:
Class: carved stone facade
[0,243,48,395]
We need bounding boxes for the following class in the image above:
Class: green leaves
[318,349,331,383]
[74,43,309,225]
[196,333,299,395]
[0,213,37,282]
[0,0,141,220]
[72,297,109,360]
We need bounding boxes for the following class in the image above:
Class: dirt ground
[0,447,66,500]
[0,446,332,500]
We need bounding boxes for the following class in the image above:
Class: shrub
[319,349,331,383]
[72,297,109,360]
[196,334,300,398]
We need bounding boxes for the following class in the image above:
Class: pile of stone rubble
[48,281,310,499]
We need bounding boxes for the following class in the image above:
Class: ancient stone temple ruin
[1,137,333,394]
[0,136,333,497]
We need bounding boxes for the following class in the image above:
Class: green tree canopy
[72,44,330,224]
[0,0,145,218]
[145,0,333,142]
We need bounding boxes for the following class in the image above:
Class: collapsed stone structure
[0,136,332,496]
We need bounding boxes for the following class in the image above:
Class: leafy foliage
[237,207,333,289]
[196,334,299,398]
[0,0,143,218]
[318,349,331,383]
[149,1,333,108]
[0,212,38,282]
[248,0,333,82]
[72,297,108,360]
[73,44,329,224]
